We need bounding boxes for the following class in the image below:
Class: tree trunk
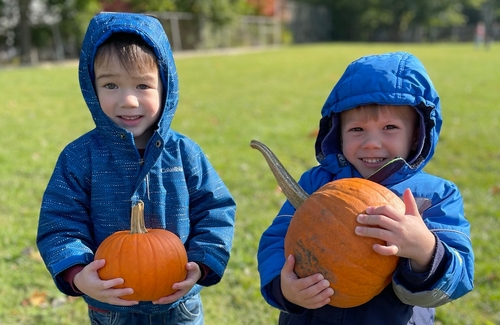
[18,0,32,65]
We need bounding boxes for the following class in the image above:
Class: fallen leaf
[491,186,500,195]
[23,290,48,308]
[308,128,319,138]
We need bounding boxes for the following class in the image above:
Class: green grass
[1,42,500,324]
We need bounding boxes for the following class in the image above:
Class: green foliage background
[0,43,499,324]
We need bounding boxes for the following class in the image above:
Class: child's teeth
[364,158,383,163]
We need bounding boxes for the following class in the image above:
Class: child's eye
[349,127,363,132]
[137,84,151,90]
[384,125,398,130]
[104,83,117,89]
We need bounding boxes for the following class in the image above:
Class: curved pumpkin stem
[130,200,148,234]
[250,140,309,209]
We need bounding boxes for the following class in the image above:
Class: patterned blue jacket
[37,12,236,314]
[257,52,474,324]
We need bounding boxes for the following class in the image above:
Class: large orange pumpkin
[250,140,405,308]
[284,178,404,308]
[94,201,188,301]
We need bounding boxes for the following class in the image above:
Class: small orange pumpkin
[251,140,404,308]
[94,201,188,301]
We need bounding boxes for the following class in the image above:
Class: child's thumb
[89,258,106,271]
[403,188,419,216]
[282,254,296,274]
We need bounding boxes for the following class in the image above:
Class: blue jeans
[88,294,204,325]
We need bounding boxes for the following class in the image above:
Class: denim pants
[88,294,204,325]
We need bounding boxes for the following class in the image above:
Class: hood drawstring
[145,173,150,201]
[139,158,151,201]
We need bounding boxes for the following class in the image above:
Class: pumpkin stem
[130,200,148,234]
[250,140,309,209]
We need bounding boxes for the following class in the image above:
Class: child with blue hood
[37,12,236,324]
[257,52,474,324]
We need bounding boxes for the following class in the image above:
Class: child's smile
[361,157,385,164]
[119,115,143,126]
[341,105,418,178]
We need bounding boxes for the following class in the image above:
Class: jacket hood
[78,12,178,142]
[315,51,442,181]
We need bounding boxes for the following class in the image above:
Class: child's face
[94,54,163,149]
[340,105,418,178]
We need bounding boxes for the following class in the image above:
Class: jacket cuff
[267,275,307,314]
[62,265,86,295]
[396,233,447,291]
[196,263,210,284]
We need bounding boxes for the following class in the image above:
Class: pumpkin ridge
[154,231,187,292]
[330,271,386,294]
[314,191,375,251]
[361,178,404,210]
[158,234,180,278]
[336,264,386,288]
[291,201,370,283]
[145,234,157,294]
[163,233,182,293]
[124,234,147,299]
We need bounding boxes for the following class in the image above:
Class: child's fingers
[282,254,296,275]
[101,277,126,290]
[355,223,390,239]
[372,243,399,256]
[108,287,135,299]
[302,278,332,296]
[107,296,139,306]
[152,289,184,305]
[306,285,334,304]
[86,259,106,272]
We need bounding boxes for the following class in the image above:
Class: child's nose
[121,92,139,108]
[362,136,382,149]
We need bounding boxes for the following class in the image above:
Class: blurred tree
[101,0,176,12]
[4,0,497,64]
[174,0,254,48]
[0,0,101,64]
[102,0,254,24]
[101,0,254,49]
[0,1,18,61]
[43,0,101,58]
[293,0,492,41]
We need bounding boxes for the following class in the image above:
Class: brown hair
[94,33,158,76]
[340,104,418,127]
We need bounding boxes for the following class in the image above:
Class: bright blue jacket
[257,52,474,324]
[37,12,236,314]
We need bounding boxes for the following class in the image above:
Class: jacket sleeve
[180,141,236,287]
[36,146,95,296]
[392,181,474,307]
[257,200,295,309]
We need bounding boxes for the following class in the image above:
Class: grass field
[1,42,500,324]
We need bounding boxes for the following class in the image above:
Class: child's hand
[355,188,436,272]
[152,262,201,305]
[73,259,139,306]
[281,254,334,309]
